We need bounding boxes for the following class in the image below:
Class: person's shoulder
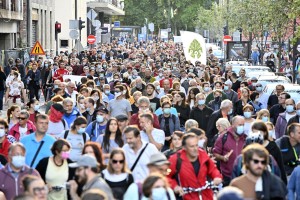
[20,133,33,143]
[44,134,56,142]
[153,128,164,134]
[230,174,247,186]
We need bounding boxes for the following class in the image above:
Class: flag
[180,31,206,65]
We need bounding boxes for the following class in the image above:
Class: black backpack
[63,130,87,143]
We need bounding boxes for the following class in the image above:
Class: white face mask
[0,129,5,137]
[115,92,122,98]
[12,155,26,168]
[198,139,206,148]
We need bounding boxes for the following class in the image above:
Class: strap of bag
[130,143,149,172]
[30,141,44,167]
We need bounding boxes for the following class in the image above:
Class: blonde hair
[256,109,270,120]
[216,118,231,130]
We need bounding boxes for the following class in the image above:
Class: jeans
[0,90,4,110]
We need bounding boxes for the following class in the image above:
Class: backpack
[221,133,228,154]
[158,114,176,126]
[63,130,86,143]
[90,121,97,139]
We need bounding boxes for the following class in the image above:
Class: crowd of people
[0,40,299,200]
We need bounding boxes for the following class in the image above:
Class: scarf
[49,106,64,123]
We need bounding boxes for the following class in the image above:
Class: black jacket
[82,110,97,124]
[270,104,285,125]
[175,104,191,127]
[234,99,251,116]
[206,109,230,147]
[259,170,287,200]
[265,141,287,184]
[190,106,213,133]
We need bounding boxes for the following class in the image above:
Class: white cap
[224,80,232,85]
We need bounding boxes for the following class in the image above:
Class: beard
[76,172,88,185]
[248,166,264,177]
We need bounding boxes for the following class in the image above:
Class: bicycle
[182,181,222,200]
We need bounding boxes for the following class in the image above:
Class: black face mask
[215,96,220,102]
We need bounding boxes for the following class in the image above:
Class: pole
[55,32,58,56]
[75,0,78,19]
[27,0,32,47]
[79,17,82,42]
[292,18,297,83]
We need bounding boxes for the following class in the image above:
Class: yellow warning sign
[30,41,45,55]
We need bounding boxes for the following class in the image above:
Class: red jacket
[168,148,222,200]
[129,113,160,130]
[53,68,69,82]
[0,137,11,158]
[8,121,36,141]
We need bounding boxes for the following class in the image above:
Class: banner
[180,31,206,65]
[226,41,250,61]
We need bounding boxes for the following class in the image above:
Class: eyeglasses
[251,159,267,165]
[112,159,124,164]
[18,117,27,120]
[33,186,48,194]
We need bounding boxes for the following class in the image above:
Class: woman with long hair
[26,99,40,123]
[163,131,184,159]
[243,104,256,135]
[234,87,251,116]
[35,139,75,200]
[187,88,200,109]
[82,141,106,171]
[90,89,104,109]
[256,109,270,122]
[174,92,190,129]
[7,105,20,130]
[102,148,134,200]
[58,116,89,161]
[96,118,124,163]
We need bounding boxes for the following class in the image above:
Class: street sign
[101,27,108,34]
[69,30,79,39]
[31,41,45,55]
[69,20,79,30]
[92,20,101,30]
[87,35,96,44]
[87,9,97,21]
[114,21,120,27]
[148,23,154,32]
[223,35,232,44]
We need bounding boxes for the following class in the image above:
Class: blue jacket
[288,166,300,200]
[85,120,107,141]
[63,108,82,127]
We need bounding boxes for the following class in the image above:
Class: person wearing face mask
[47,104,68,136]
[190,93,213,133]
[57,117,90,162]
[107,85,132,118]
[85,107,108,142]
[207,100,233,147]
[103,84,115,100]
[189,128,207,151]
[275,98,296,139]
[213,116,246,186]
[270,92,290,125]
[207,90,223,112]
[0,143,40,200]
[223,80,238,104]
[131,77,146,95]
[0,118,13,159]
[63,98,82,127]
[27,98,40,123]
[35,139,75,200]
[242,105,255,135]
[254,83,269,109]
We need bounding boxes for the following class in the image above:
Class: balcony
[0,8,23,20]
[87,0,125,16]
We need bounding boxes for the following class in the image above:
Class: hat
[147,153,170,166]
[224,79,232,85]
[115,114,128,121]
[69,154,98,168]
[251,77,258,81]
[96,106,108,114]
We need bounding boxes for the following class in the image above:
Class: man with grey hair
[213,116,246,186]
[62,97,82,127]
[129,96,160,130]
[0,143,40,200]
[103,84,114,101]
[130,77,145,95]
[207,99,233,147]
[185,119,199,132]
[65,81,78,103]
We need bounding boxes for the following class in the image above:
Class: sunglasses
[251,159,267,165]
[112,159,124,164]
[18,117,27,120]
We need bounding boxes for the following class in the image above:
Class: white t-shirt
[58,131,90,161]
[47,120,69,136]
[8,80,24,96]
[19,125,28,140]
[140,128,165,147]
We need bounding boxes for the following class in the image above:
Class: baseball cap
[147,153,170,166]
[115,114,128,121]
[251,77,258,81]
[69,154,98,168]
[96,106,108,114]
[224,79,232,85]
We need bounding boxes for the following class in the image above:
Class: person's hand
[47,184,53,192]
[68,180,78,196]
[174,185,184,196]
[165,136,172,141]
[213,177,223,186]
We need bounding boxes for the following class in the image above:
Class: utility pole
[292,18,298,83]
[75,0,77,19]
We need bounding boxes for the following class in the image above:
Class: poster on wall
[226,41,250,61]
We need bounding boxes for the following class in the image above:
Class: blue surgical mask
[163,108,171,115]
[204,87,210,92]
[269,130,275,139]
[297,109,300,116]
[286,105,294,113]
[34,105,40,111]
[256,87,262,92]
[96,115,104,123]
[236,125,244,135]
[104,90,110,95]
[224,86,229,91]
[198,100,205,105]
[243,112,252,119]
[151,187,168,200]
[12,155,26,168]
[77,127,86,134]
[228,108,233,115]
[262,116,269,122]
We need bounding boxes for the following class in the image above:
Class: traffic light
[55,22,61,34]
[79,17,85,30]
[223,26,228,35]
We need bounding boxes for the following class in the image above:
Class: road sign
[101,27,108,34]
[114,21,120,27]
[92,20,101,30]
[232,31,240,41]
[69,30,79,39]
[31,41,45,55]
[148,23,154,32]
[69,20,79,30]
[87,9,97,21]
[87,35,96,44]
[223,35,232,44]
